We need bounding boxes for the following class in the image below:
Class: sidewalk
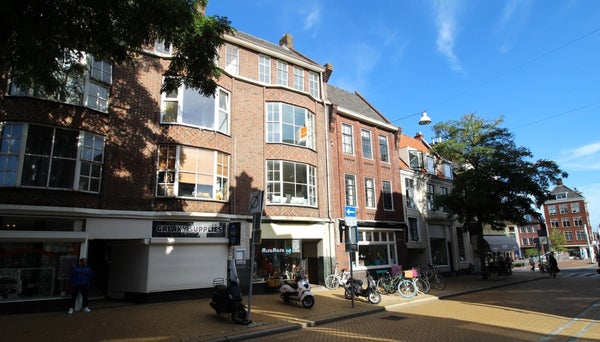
[1,258,594,342]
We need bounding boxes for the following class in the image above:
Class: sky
[206,0,600,231]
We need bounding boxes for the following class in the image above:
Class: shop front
[349,223,404,280]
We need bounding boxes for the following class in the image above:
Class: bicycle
[376,271,403,294]
[413,267,430,294]
[425,263,447,290]
[324,264,350,290]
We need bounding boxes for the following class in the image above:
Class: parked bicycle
[376,269,418,298]
[324,264,350,290]
[424,263,446,290]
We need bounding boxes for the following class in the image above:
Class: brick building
[0,31,335,306]
[542,179,594,259]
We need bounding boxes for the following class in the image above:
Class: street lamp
[394,111,432,125]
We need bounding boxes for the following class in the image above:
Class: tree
[431,114,567,278]
[549,228,566,253]
[0,0,233,97]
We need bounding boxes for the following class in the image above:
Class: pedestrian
[68,258,94,314]
[528,256,535,271]
[548,252,559,278]
[505,253,513,275]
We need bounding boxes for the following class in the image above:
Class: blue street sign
[344,206,356,218]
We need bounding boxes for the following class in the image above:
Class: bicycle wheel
[325,275,339,289]
[397,279,417,298]
[415,277,430,294]
[432,274,446,290]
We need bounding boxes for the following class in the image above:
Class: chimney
[279,33,293,49]
[414,132,424,140]
[323,63,333,82]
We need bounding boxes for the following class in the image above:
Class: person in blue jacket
[68,258,94,314]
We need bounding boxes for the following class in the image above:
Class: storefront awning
[484,235,519,252]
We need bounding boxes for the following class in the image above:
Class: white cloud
[558,141,600,169]
[432,0,463,72]
[303,6,321,31]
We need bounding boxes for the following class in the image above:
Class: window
[308,71,319,98]
[555,193,567,199]
[160,85,230,134]
[259,55,271,83]
[409,150,423,169]
[520,227,526,233]
[344,174,357,207]
[378,135,389,163]
[276,61,288,86]
[10,54,112,112]
[341,124,354,155]
[561,218,571,228]
[559,204,568,214]
[426,184,435,210]
[430,238,448,265]
[408,217,419,242]
[571,203,580,213]
[521,238,528,245]
[573,217,583,227]
[548,206,557,215]
[224,44,239,75]
[266,160,316,206]
[550,219,559,228]
[361,130,373,159]
[154,40,172,55]
[405,178,416,209]
[0,123,104,192]
[266,103,315,148]
[440,186,448,213]
[382,180,393,210]
[293,66,304,91]
[576,230,586,240]
[357,230,398,266]
[564,231,573,242]
[365,177,376,208]
[156,145,229,200]
[442,162,453,179]
[426,155,436,174]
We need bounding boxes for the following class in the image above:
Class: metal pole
[584,224,595,264]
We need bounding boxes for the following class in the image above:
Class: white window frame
[345,174,357,207]
[378,135,389,163]
[293,66,304,91]
[571,203,580,213]
[225,44,239,75]
[365,177,376,208]
[276,60,288,86]
[548,205,557,215]
[156,145,229,200]
[309,71,319,98]
[266,160,317,206]
[361,129,373,160]
[342,123,354,155]
[409,150,423,169]
[266,103,315,149]
[405,178,416,209]
[259,55,271,83]
[559,204,568,214]
[160,84,230,135]
[382,180,393,210]
[154,39,173,56]
[426,155,436,174]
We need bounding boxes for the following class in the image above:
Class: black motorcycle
[209,260,249,324]
[344,271,381,304]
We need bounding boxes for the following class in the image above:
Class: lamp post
[394,111,432,125]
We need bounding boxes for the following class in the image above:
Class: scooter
[344,271,381,304]
[209,259,249,324]
[279,271,315,308]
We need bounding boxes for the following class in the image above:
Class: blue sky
[206,1,600,231]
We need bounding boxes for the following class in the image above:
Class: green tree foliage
[549,228,566,252]
[431,114,567,230]
[0,0,233,97]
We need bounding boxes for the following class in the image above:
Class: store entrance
[87,240,110,299]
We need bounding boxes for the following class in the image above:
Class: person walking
[528,256,535,272]
[68,258,94,314]
[548,252,559,278]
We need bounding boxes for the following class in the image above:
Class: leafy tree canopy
[431,114,567,230]
[0,0,233,96]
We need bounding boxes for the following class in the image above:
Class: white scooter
[279,271,315,308]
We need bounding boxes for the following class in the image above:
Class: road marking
[539,300,600,342]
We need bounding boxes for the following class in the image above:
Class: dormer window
[426,155,435,174]
[555,192,567,199]
[441,162,453,179]
[409,150,423,169]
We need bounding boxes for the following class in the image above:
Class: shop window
[0,123,104,192]
[266,160,316,206]
[430,238,448,265]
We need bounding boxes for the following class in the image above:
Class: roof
[327,85,393,128]
[228,30,323,69]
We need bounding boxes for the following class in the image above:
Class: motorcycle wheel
[231,303,248,324]
[344,287,353,299]
[302,295,315,308]
[368,290,381,304]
